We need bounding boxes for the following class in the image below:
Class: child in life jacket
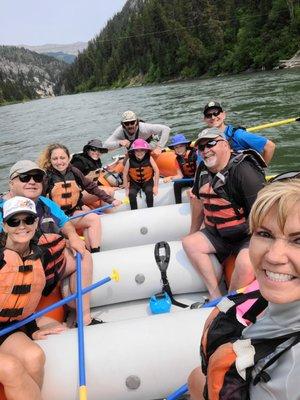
[123,138,159,210]
[164,134,197,203]
[39,143,121,252]
[0,196,65,400]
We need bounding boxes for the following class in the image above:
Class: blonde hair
[38,143,70,171]
[249,179,300,233]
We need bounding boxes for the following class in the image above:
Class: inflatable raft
[101,203,191,250]
[40,308,211,400]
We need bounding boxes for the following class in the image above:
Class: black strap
[154,241,188,308]
[253,332,300,385]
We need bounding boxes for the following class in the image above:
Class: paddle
[189,116,300,147]
[247,116,300,132]
[69,198,129,220]
[76,253,87,400]
[165,383,188,400]
[0,269,120,338]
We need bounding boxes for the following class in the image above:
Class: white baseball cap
[3,196,37,222]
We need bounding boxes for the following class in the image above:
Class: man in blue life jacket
[104,110,171,155]
[202,101,276,165]
[182,128,266,299]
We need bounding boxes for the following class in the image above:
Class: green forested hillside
[62,0,300,93]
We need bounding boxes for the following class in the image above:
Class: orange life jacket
[37,233,66,295]
[196,152,265,239]
[0,248,46,322]
[176,149,197,178]
[48,170,81,212]
[128,153,154,184]
[199,179,246,232]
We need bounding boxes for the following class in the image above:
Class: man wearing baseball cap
[0,160,99,326]
[104,110,171,155]
[182,128,266,300]
[202,101,276,165]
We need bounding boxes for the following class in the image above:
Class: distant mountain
[44,52,76,64]
[0,46,68,104]
[20,42,87,56]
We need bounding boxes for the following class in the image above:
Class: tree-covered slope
[0,46,68,104]
[62,0,300,93]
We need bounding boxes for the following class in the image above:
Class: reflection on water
[0,69,299,192]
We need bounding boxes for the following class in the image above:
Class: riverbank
[279,50,300,69]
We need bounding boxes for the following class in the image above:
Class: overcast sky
[0,0,127,46]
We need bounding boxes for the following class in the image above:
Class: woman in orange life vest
[123,138,160,210]
[0,196,65,400]
[71,139,118,208]
[39,143,121,253]
[188,179,300,400]
[163,134,198,203]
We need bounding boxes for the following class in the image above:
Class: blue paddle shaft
[76,253,86,387]
[0,275,111,337]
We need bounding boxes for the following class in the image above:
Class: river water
[0,69,299,192]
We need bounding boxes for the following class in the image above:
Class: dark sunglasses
[89,147,101,152]
[6,215,37,227]
[197,139,224,152]
[123,121,136,127]
[18,173,44,183]
[204,110,221,119]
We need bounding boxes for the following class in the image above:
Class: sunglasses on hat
[197,139,224,152]
[89,146,101,152]
[123,121,136,127]
[17,173,44,183]
[6,215,37,227]
[204,110,221,119]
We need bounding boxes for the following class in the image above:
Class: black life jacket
[128,152,154,184]
[200,290,300,400]
[176,148,197,178]
[71,153,102,178]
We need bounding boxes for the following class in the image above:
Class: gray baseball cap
[9,160,45,180]
[194,128,225,146]
[121,110,137,122]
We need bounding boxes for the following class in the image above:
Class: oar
[69,198,129,220]
[247,117,300,132]
[165,383,188,400]
[0,270,120,338]
[190,116,300,146]
[76,253,87,400]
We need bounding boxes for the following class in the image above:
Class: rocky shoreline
[279,50,300,69]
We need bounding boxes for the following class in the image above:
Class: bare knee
[182,234,197,253]
[188,366,206,400]
[22,344,45,375]
[0,354,24,385]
